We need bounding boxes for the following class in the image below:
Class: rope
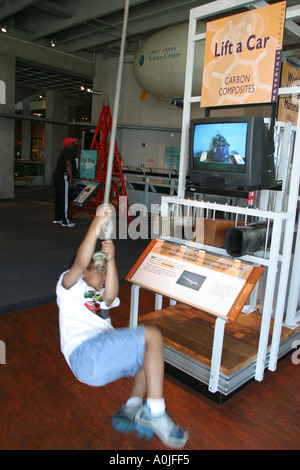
[104,0,130,205]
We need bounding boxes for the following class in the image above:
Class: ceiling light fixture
[79,86,103,96]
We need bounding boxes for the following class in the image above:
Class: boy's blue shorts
[69,326,146,387]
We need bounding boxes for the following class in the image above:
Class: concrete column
[44,90,66,185]
[22,102,31,159]
[0,53,15,199]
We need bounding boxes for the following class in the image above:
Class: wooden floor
[0,283,299,450]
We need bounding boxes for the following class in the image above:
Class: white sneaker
[111,404,142,434]
[61,222,75,228]
[53,220,62,224]
[134,404,189,448]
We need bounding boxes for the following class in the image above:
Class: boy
[56,205,188,448]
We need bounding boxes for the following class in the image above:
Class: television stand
[186,180,282,198]
[186,183,251,198]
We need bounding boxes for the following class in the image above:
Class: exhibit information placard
[127,240,257,319]
[200,1,286,108]
[72,179,99,207]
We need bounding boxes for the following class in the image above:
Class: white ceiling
[1,0,300,100]
[0,0,214,58]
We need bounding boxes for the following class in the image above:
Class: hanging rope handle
[93,217,114,270]
[93,203,115,270]
[93,251,107,271]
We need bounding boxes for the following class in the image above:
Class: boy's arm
[62,205,113,290]
[101,240,119,306]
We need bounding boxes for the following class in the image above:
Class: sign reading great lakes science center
[201,1,286,107]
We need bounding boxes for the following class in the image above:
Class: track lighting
[79,86,103,95]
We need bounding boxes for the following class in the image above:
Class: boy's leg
[143,326,164,399]
[115,325,164,405]
[128,367,146,400]
[112,325,188,447]
[111,326,163,433]
[133,326,189,448]
[110,367,146,433]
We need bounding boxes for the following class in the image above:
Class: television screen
[188,116,277,195]
[192,121,248,174]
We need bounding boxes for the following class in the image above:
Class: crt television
[188,116,276,194]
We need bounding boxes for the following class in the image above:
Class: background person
[53,137,77,227]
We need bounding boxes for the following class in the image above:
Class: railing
[123,167,180,210]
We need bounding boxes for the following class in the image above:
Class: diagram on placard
[177,271,206,291]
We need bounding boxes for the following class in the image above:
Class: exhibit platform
[139,302,300,399]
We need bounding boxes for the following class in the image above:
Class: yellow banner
[278,62,300,124]
[201,1,286,108]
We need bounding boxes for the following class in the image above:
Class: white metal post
[209,317,227,393]
[155,293,163,311]
[269,95,300,367]
[129,284,140,328]
[285,206,300,328]
[253,214,283,381]
[177,12,197,198]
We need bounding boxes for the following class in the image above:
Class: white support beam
[250,2,300,39]
[285,19,300,39]
[286,4,300,21]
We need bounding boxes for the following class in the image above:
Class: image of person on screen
[208,134,231,163]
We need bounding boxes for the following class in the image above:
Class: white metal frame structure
[177,0,300,387]
[129,0,300,394]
